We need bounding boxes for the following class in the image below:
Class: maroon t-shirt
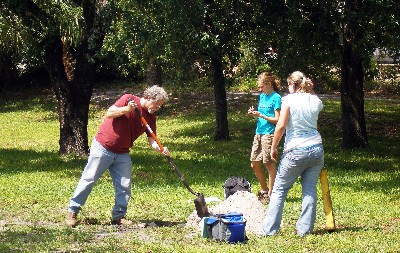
[95,94,156,154]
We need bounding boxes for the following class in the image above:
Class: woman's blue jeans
[262,144,324,236]
[68,138,133,220]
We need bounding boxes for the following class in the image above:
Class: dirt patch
[185,191,268,235]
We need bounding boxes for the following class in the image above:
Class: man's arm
[105,100,137,118]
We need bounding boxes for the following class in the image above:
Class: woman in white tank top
[262,71,325,237]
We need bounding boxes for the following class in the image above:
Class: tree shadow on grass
[0,93,56,114]
[0,148,86,177]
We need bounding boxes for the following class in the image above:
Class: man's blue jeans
[68,138,132,220]
[262,144,324,236]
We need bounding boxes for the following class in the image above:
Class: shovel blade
[194,193,210,218]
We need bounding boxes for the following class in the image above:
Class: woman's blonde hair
[287,71,313,93]
[257,72,281,92]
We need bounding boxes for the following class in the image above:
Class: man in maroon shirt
[66,85,169,227]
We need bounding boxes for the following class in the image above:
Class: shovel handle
[166,156,198,196]
[134,107,165,152]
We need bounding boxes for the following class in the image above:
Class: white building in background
[373,49,396,64]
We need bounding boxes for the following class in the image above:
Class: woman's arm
[270,104,290,161]
[260,109,280,124]
[248,108,281,124]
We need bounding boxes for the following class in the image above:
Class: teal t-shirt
[255,92,281,135]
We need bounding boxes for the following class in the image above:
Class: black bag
[206,212,247,243]
[223,176,251,199]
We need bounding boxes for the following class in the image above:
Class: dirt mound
[185,191,268,235]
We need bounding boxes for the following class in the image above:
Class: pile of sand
[185,191,268,235]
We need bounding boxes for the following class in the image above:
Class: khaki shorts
[250,134,274,163]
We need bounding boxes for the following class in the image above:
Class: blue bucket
[207,212,247,243]
[225,221,246,243]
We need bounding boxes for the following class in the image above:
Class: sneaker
[66,211,78,227]
[257,191,270,204]
[111,217,133,226]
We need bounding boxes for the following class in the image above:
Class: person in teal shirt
[248,72,282,204]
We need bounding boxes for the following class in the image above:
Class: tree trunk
[147,58,163,86]
[44,33,92,156]
[211,54,230,141]
[203,0,230,141]
[340,0,369,149]
[0,49,18,91]
[5,0,109,156]
[53,79,92,156]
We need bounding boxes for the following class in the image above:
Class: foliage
[0,88,399,252]
[100,0,203,82]
[100,0,288,86]
[0,0,85,73]
[2,0,399,87]
[0,3,43,79]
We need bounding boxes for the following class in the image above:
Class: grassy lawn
[0,88,399,252]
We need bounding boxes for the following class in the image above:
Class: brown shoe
[66,211,78,227]
[111,217,133,226]
[257,191,270,204]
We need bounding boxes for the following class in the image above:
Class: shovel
[134,107,210,218]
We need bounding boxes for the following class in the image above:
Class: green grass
[0,91,399,252]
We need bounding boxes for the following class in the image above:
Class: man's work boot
[66,211,78,227]
[111,217,133,226]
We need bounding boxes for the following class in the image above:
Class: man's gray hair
[143,85,169,102]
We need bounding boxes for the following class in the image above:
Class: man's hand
[161,146,170,156]
[127,99,138,112]
[148,137,170,156]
